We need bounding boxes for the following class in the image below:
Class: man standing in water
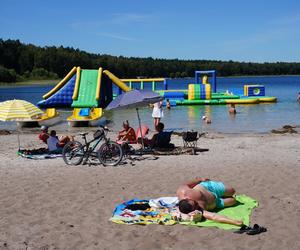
[228,104,237,114]
[152,101,164,129]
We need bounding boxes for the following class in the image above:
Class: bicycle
[62,126,123,166]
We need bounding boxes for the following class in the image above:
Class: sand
[0,132,300,250]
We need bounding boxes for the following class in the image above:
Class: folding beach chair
[182,131,203,148]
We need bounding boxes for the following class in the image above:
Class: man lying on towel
[177,177,243,226]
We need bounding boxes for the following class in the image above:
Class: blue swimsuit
[199,181,226,209]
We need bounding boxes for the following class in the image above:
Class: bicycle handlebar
[99,125,110,131]
[78,126,111,139]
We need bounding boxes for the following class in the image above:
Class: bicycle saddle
[79,132,89,136]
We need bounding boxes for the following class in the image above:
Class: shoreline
[2,123,299,135]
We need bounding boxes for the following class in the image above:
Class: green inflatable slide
[72,69,99,108]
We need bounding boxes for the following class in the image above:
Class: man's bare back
[177,183,217,210]
[177,177,238,211]
[176,177,243,226]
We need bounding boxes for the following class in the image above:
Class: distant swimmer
[297,92,300,102]
[166,99,171,110]
[202,115,211,124]
[228,104,237,114]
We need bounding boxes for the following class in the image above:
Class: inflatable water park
[38,67,130,126]
[125,70,277,106]
[37,67,277,126]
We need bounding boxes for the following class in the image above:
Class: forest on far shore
[1,39,300,83]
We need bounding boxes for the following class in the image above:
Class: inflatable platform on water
[67,108,103,127]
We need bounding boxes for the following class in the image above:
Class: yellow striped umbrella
[0,99,43,121]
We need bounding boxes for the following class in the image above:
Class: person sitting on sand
[144,122,174,149]
[176,177,243,226]
[228,104,237,114]
[202,116,211,124]
[38,125,49,144]
[58,134,73,148]
[117,120,136,143]
[39,126,71,147]
[46,129,72,151]
[47,130,64,153]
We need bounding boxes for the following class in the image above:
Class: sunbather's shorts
[199,181,225,209]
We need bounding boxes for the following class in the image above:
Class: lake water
[0,76,300,133]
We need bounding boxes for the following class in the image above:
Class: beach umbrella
[106,89,163,148]
[0,99,44,150]
[0,99,43,121]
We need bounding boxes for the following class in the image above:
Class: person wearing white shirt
[152,101,163,129]
[47,130,62,153]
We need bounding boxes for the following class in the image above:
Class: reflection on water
[204,106,212,119]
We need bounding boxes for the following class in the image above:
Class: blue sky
[1,0,300,62]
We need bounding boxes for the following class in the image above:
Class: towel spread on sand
[149,197,179,208]
[110,199,177,225]
[180,195,258,230]
[110,195,258,230]
[18,150,62,160]
[152,147,209,155]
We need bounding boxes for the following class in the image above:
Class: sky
[1,0,300,62]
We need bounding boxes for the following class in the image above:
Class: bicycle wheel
[62,141,84,165]
[98,141,123,166]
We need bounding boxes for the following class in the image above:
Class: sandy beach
[0,131,300,250]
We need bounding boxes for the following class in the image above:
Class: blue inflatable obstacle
[38,74,76,107]
[244,85,265,97]
[162,92,185,106]
[163,92,185,99]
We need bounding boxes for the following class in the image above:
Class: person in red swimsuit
[117,121,136,143]
[38,126,49,144]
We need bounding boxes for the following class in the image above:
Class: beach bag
[93,129,104,139]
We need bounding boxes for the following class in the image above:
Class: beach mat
[17,149,62,160]
[152,147,209,155]
[110,195,258,230]
[180,195,258,230]
[110,199,177,225]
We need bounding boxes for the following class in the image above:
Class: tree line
[1,38,300,83]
